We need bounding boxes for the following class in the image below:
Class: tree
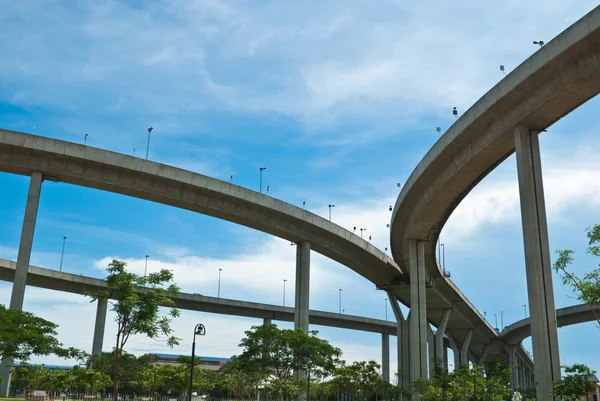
[0,305,85,367]
[554,224,600,327]
[553,364,597,400]
[69,366,113,393]
[86,260,181,401]
[235,324,341,380]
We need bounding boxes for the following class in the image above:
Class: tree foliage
[234,324,341,380]
[554,224,600,327]
[330,360,383,401]
[552,364,597,399]
[0,305,85,365]
[86,260,181,401]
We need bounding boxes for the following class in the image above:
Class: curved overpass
[0,258,397,335]
[501,304,600,345]
[390,7,600,357]
[0,128,499,363]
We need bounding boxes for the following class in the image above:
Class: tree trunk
[113,333,121,401]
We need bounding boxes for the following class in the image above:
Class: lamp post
[259,167,267,193]
[523,304,527,319]
[218,268,223,298]
[84,134,88,145]
[59,236,67,272]
[188,324,206,401]
[360,228,366,239]
[144,255,149,277]
[501,311,504,330]
[146,127,153,160]
[533,40,545,47]
[494,314,498,331]
[441,243,446,273]
[338,289,343,313]
[283,279,287,306]
[328,204,335,221]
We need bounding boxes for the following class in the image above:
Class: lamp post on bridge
[339,289,343,314]
[59,236,67,272]
[283,279,287,306]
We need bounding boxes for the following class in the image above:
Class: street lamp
[84,134,88,145]
[441,243,446,273]
[533,40,545,47]
[360,228,367,238]
[328,204,335,221]
[501,311,504,330]
[144,255,150,277]
[59,236,67,272]
[259,167,267,193]
[188,324,206,401]
[494,314,498,331]
[523,304,527,319]
[283,279,287,306]
[218,268,223,298]
[146,127,153,160]
[339,289,343,313]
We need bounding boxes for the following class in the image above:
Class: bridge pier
[433,310,451,372]
[0,172,43,397]
[382,333,390,382]
[263,317,272,325]
[509,346,519,390]
[408,240,428,384]
[460,330,473,367]
[514,126,561,400]
[91,298,108,366]
[294,241,310,401]
[386,293,410,389]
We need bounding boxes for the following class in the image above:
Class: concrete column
[514,126,561,400]
[460,330,473,367]
[478,345,489,366]
[0,172,43,397]
[434,310,451,371]
[447,334,460,371]
[382,333,390,382]
[408,240,428,382]
[443,344,449,371]
[509,346,518,390]
[427,325,435,378]
[387,292,410,389]
[91,298,108,358]
[10,171,43,310]
[294,241,310,332]
[263,318,272,325]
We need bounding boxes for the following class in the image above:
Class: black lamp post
[189,323,206,401]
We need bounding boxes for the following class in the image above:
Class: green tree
[330,361,383,401]
[0,305,85,368]
[235,324,341,381]
[554,224,600,327]
[17,365,57,390]
[553,364,597,400]
[69,366,113,393]
[86,260,181,401]
[221,359,266,399]
[88,351,155,394]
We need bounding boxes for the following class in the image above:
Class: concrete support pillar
[443,344,449,371]
[509,346,519,390]
[382,333,390,382]
[514,126,561,400]
[460,330,473,368]
[447,334,460,371]
[294,241,310,332]
[0,172,43,397]
[427,325,435,378]
[387,292,410,389]
[263,318,272,325]
[478,345,489,365]
[91,298,108,359]
[408,240,427,382]
[434,310,451,371]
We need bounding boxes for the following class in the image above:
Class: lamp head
[148,127,153,133]
[194,324,206,336]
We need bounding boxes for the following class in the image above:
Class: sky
[1,0,600,380]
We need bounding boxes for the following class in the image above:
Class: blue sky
[1,0,600,378]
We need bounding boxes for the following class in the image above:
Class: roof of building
[153,353,231,362]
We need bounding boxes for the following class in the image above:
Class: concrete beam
[514,126,560,400]
[294,241,310,332]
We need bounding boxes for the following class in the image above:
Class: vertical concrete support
[0,172,43,397]
[427,325,435,378]
[263,318,272,325]
[294,241,310,332]
[408,240,428,382]
[443,344,449,371]
[10,171,43,310]
[91,298,108,358]
[478,345,489,365]
[387,292,410,389]
[460,330,473,367]
[514,126,561,400]
[447,334,460,371]
[382,333,390,383]
[434,310,451,371]
[509,346,519,390]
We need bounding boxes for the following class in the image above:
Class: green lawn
[0,398,25,401]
